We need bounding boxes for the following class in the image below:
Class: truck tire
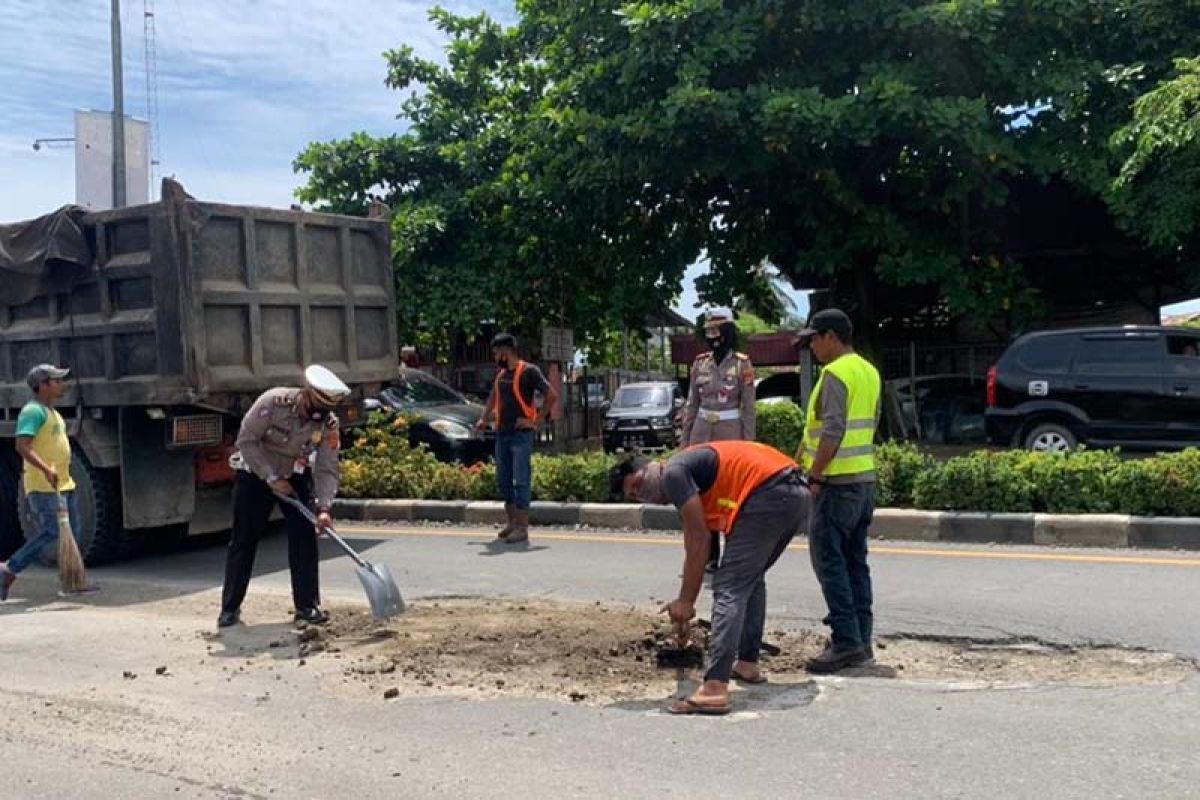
[18,450,129,565]
[0,448,23,559]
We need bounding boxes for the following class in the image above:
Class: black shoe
[217,610,241,628]
[294,607,330,625]
[806,644,871,674]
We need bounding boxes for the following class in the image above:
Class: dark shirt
[662,446,720,509]
[495,362,550,432]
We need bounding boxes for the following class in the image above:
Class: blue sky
[0,2,1188,319]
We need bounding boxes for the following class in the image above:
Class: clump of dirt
[280,599,1195,705]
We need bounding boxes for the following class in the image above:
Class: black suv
[985,326,1200,452]
[602,381,684,453]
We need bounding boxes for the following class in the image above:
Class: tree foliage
[1112,56,1200,253]
[296,1,1200,353]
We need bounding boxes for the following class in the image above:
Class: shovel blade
[355,562,405,620]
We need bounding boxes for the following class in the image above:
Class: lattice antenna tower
[143,0,162,187]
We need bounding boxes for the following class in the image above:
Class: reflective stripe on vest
[694,441,798,534]
[801,352,881,477]
[493,361,539,422]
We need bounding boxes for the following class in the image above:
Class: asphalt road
[2,524,1197,799]
[109,522,1200,658]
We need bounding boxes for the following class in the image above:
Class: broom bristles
[56,494,89,593]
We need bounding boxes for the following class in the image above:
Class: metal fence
[879,344,1006,382]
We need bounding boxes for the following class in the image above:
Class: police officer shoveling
[218,365,349,628]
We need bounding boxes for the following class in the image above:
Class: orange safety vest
[692,441,798,535]
[492,360,539,423]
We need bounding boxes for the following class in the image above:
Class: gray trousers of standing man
[706,471,811,683]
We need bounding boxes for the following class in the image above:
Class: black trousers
[221,471,320,614]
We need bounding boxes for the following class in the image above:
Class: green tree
[294,11,687,355]
[297,2,1200,354]
[1112,56,1200,269]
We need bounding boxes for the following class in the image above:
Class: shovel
[275,493,405,620]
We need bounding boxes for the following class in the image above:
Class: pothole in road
[262,598,1196,707]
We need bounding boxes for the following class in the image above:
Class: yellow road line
[339,525,1200,568]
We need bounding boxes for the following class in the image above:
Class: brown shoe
[0,564,16,602]
[497,503,516,540]
[505,511,529,544]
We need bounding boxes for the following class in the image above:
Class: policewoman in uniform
[680,308,757,570]
[611,441,809,715]
[218,365,350,628]
[794,308,882,673]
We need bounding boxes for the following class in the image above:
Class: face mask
[636,463,667,505]
[496,356,509,369]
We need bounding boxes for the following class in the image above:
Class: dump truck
[0,180,397,562]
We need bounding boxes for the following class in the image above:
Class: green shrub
[1020,450,1122,514]
[875,441,934,507]
[463,461,500,501]
[341,411,1200,517]
[531,450,618,503]
[755,400,805,457]
[338,413,444,499]
[1109,449,1200,517]
[913,450,1036,512]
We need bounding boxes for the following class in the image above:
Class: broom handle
[273,492,370,570]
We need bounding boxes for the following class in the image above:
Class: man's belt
[702,409,742,424]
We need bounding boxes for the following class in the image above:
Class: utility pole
[111,0,128,207]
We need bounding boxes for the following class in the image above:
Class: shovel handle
[274,492,371,570]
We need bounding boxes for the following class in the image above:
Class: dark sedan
[376,368,493,464]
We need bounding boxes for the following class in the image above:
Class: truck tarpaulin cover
[0,206,94,306]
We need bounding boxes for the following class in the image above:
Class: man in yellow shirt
[0,364,88,601]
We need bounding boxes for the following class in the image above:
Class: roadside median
[333,499,1200,551]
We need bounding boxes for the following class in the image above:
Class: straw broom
[55,491,89,593]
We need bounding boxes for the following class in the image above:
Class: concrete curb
[939,513,1035,545]
[332,499,1200,550]
[1034,514,1129,548]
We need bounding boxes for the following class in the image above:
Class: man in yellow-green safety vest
[793,308,882,674]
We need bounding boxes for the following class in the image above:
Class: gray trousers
[705,472,809,682]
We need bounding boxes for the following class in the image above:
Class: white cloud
[0,0,514,220]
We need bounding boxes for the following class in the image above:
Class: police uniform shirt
[235,387,341,508]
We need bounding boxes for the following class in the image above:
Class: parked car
[754,371,801,405]
[603,381,684,453]
[985,326,1200,452]
[375,368,492,464]
[886,375,987,445]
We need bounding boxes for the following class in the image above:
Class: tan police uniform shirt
[235,388,341,510]
[681,351,757,446]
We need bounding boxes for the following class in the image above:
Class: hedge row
[340,413,1200,516]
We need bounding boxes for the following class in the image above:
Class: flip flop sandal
[668,698,731,716]
[732,669,767,685]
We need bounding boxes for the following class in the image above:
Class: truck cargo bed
[0,181,396,409]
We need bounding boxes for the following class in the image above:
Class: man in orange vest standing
[477,333,559,544]
[610,441,810,715]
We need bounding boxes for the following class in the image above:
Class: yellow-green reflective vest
[802,352,881,476]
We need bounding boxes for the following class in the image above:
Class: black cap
[490,333,517,350]
[793,308,853,346]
